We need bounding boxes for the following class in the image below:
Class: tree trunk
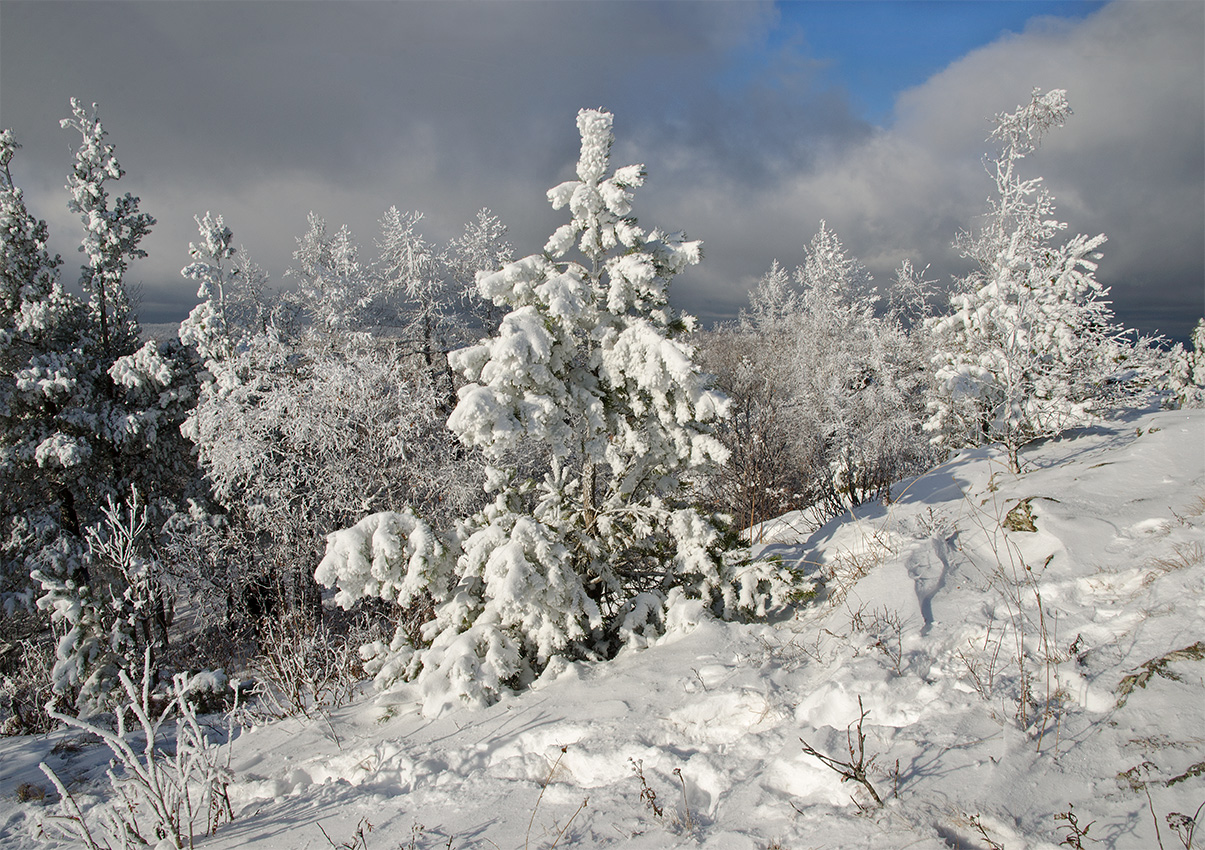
[582,459,597,530]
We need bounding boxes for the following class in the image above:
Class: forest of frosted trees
[2,88,1203,757]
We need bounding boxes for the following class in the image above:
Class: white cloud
[657,1,1203,338]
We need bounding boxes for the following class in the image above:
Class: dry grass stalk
[799,695,883,807]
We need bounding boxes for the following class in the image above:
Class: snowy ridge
[3,407,1203,849]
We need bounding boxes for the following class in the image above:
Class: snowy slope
[3,407,1203,849]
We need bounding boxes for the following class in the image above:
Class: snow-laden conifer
[60,100,154,356]
[317,109,794,714]
[179,211,271,366]
[925,89,1131,471]
[0,105,200,710]
[0,128,87,591]
[2,108,193,655]
[1169,318,1205,408]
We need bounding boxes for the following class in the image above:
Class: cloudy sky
[1,1,1201,340]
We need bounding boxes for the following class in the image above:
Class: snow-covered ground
[3,406,1203,849]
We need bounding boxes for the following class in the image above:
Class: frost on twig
[37,648,235,849]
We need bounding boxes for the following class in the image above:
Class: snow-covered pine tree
[3,105,192,583]
[0,128,86,594]
[55,99,196,517]
[178,211,272,365]
[1169,318,1205,408]
[925,89,1129,472]
[60,99,154,358]
[317,109,795,715]
[3,104,198,710]
[445,105,774,659]
[59,99,199,541]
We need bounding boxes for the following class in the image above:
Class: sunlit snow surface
[4,407,1203,849]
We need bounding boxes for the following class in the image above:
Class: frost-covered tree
[54,99,194,517]
[186,331,477,621]
[445,208,513,336]
[0,128,85,593]
[60,99,154,357]
[448,110,728,540]
[369,207,514,401]
[0,134,64,335]
[178,212,272,364]
[926,89,1130,471]
[700,224,936,528]
[373,207,440,351]
[442,107,743,675]
[284,212,370,333]
[2,107,193,603]
[318,109,795,715]
[887,259,940,331]
[180,213,481,628]
[173,213,276,627]
[790,224,933,513]
[1169,318,1205,408]
[695,315,810,536]
[371,206,467,413]
[0,149,85,727]
[3,106,197,712]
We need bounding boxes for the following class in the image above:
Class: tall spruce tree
[2,104,195,710]
[0,128,85,592]
[317,109,795,715]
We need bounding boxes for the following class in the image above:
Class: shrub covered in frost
[699,228,938,529]
[925,89,1139,472]
[179,210,486,626]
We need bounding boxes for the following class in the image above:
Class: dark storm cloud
[1,1,829,187]
[2,1,821,321]
[0,1,1201,341]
